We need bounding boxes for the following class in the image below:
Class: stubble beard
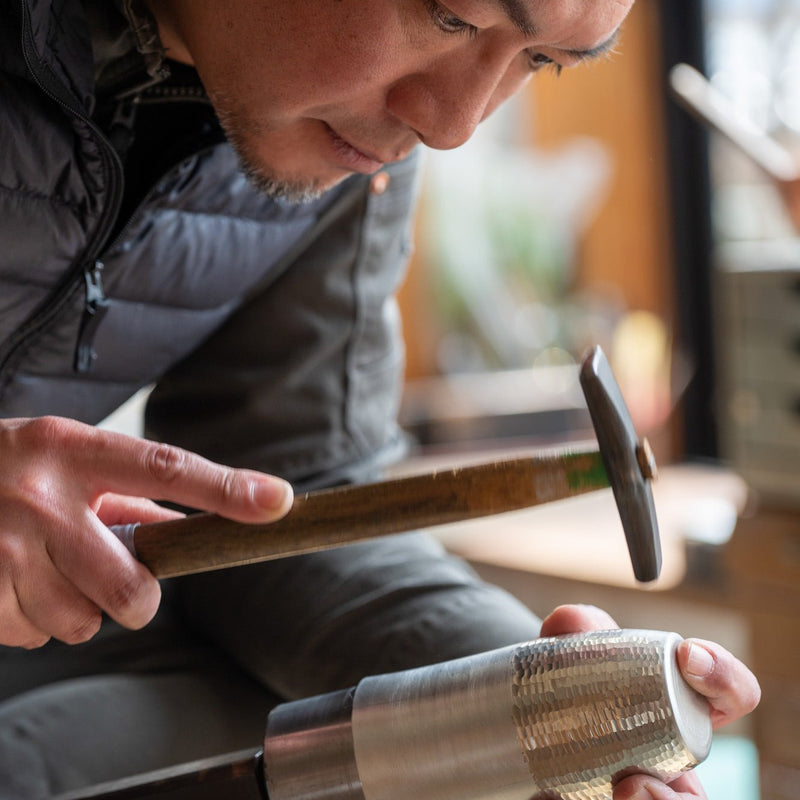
[238,159,327,204]
[212,94,331,204]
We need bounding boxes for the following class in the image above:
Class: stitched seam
[137,204,317,226]
[0,181,78,211]
[111,207,318,253]
[12,369,147,388]
[100,296,238,314]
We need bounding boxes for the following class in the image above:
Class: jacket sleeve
[144,151,542,699]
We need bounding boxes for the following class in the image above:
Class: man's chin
[211,95,351,202]
[240,160,346,204]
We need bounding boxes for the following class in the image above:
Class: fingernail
[686,642,715,677]
[628,787,657,800]
[370,171,390,195]
[576,603,617,629]
[254,478,293,512]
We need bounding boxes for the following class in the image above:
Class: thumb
[677,639,761,728]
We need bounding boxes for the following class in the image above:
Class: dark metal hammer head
[580,346,662,582]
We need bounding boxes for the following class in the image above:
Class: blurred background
[99,2,800,797]
[393,2,800,798]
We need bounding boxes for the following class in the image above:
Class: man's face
[152,0,634,201]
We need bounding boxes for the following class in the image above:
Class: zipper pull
[74,261,110,373]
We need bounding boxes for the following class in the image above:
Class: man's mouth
[324,124,396,174]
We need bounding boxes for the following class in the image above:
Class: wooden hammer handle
[124,450,607,578]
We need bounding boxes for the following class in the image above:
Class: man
[0,1,759,798]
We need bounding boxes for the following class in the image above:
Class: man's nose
[386,65,506,151]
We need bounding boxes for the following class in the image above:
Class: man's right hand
[0,416,293,649]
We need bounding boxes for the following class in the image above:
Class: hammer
[114,345,662,583]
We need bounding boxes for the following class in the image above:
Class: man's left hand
[539,604,761,800]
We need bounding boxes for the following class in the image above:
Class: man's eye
[527,52,563,75]
[425,0,478,38]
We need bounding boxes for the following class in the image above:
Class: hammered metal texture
[512,630,704,799]
[266,630,711,800]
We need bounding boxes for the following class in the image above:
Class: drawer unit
[715,242,800,504]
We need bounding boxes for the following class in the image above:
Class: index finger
[68,426,293,523]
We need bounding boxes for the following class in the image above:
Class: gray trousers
[0,534,541,798]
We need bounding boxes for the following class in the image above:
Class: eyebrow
[494,0,621,61]
[494,0,539,37]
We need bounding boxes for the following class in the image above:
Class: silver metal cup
[264,629,712,800]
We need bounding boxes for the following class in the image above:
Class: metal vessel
[263,629,712,800]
